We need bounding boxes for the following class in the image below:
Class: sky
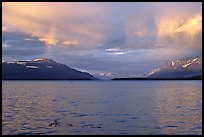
[2,2,202,78]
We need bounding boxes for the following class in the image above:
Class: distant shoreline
[112,78,202,80]
[2,78,202,81]
[2,79,96,81]
[111,79,202,81]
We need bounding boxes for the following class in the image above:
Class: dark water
[2,81,202,135]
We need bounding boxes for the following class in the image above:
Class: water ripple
[2,81,202,135]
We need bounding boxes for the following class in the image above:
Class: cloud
[105,47,127,55]
[3,2,106,49]
[2,2,202,76]
[3,3,201,48]
[2,32,45,58]
[62,40,79,46]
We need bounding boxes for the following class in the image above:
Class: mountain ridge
[2,58,96,80]
[147,56,202,78]
[111,56,202,80]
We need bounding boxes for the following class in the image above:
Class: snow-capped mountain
[93,72,114,80]
[2,58,96,80]
[147,56,202,78]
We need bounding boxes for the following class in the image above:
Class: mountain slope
[2,58,96,80]
[147,56,202,78]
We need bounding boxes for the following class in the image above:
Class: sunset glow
[175,15,202,35]
[2,2,202,77]
[2,3,202,135]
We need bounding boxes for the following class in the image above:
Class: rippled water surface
[2,81,202,135]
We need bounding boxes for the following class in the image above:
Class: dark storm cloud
[2,32,45,58]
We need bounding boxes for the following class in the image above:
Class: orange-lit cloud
[2,26,9,32]
[157,16,183,37]
[63,40,79,45]
[39,38,58,46]
[157,15,202,37]
[2,2,104,48]
[175,15,202,35]
[155,14,202,53]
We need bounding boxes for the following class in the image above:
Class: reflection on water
[153,81,202,135]
[2,82,60,135]
[2,81,202,135]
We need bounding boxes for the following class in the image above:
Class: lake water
[2,81,202,135]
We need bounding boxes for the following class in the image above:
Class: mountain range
[2,56,202,80]
[112,56,202,80]
[147,56,202,78]
[2,58,96,80]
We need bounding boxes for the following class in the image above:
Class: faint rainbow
[42,24,56,57]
